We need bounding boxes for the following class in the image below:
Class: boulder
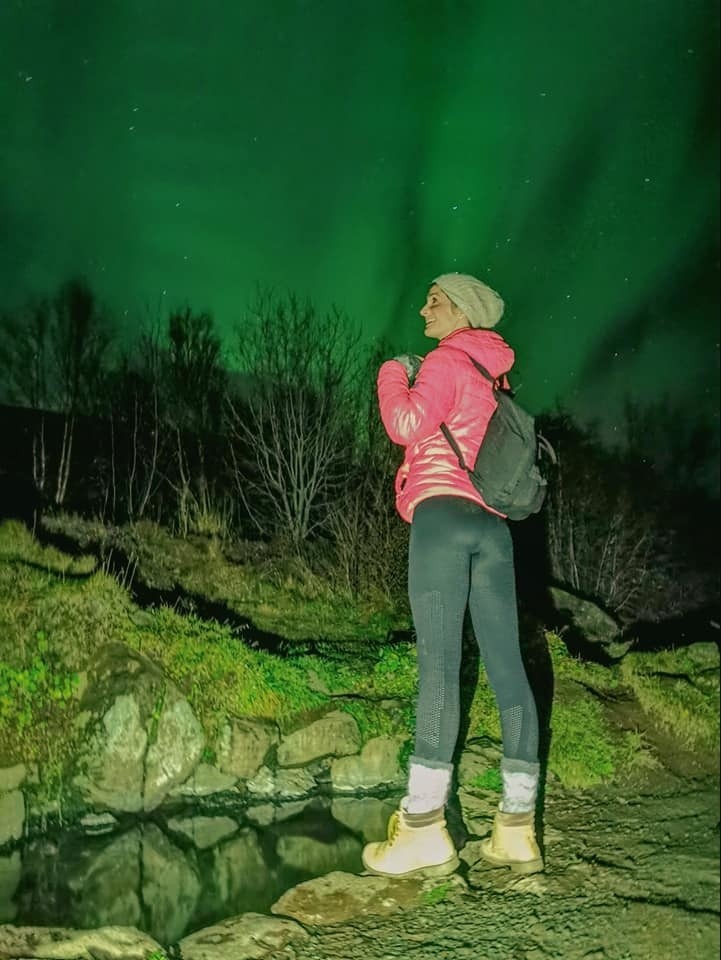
[277,710,361,767]
[246,765,317,801]
[166,814,239,849]
[457,738,502,790]
[216,718,279,780]
[330,796,400,842]
[72,643,205,813]
[141,823,202,946]
[0,852,20,923]
[179,912,308,960]
[0,924,164,960]
[245,799,312,827]
[171,762,238,798]
[0,790,24,847]
[330,736,405,792]
[0,764,26,793]
[550,586,629,659]
[271,869,467,925]
[73,693,147,813]
[78,811,119,835]
[144,694,205,811]
[275,832,362,875]
[65,828,143,928]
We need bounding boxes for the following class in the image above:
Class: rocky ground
[264,774,719,960]
[1,750,718,960]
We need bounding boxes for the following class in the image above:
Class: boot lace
[384,811,400,845]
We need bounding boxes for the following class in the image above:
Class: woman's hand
[393,353,423,384]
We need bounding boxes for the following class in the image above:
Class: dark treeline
[0,277,718,627]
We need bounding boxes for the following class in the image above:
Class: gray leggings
[409,496,539,765]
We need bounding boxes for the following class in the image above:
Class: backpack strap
[439,422,469,470]
[439,351,512,470]
[466,356,496,384]
[465,354,513,392]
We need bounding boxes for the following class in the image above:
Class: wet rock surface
[263,776,719,960]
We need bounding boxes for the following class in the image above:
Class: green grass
[544,632,663,785]
[421,880,455,905]
[468,768,502,792]
[620,646,720,750]
[42,513,410,644]
[0,520,414,767]
[0,520,715,793]
[124,605,330,737]
[548,691,617,787]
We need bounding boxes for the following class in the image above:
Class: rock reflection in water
[2,795,398,944]
[0,851,21,922]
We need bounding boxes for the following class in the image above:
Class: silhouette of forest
[0,278,718,635]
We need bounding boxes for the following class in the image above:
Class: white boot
[480,757,544,873]
[361,803,460,878]
[480,809,544,874]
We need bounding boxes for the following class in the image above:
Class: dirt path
[267,776,719,960]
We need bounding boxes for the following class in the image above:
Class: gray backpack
[440,353,556,521]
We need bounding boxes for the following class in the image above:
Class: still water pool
[0,794,399,945]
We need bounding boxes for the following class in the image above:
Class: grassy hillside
[1,518,718,793]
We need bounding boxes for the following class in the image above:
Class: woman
[361,272,543,879]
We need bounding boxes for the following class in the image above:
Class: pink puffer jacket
[377,327,515,523]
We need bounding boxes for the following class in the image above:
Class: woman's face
[420,284,468,340]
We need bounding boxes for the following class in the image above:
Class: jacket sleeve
[377,352,456,446]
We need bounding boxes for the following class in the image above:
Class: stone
[330,736,405,792]
[141,823,202,946]
[276,833,362,875]
[209,829,268,909]
[550,586,623,652]
[216,718,279,780]
[0,764,26,793]
[170,762,238,797]
[0,790,24,847]
[166,815,239,849]
[457,787,499,834]
[144,693,205,811]
[270,870,467,925]
[65,828,143,928]
[245,799,312,827]
[246,765,317,800]
[277,710,361,767]
[73,692,147,812]
[0,851,20,923]
[179,912,308,960]
[330,796,400,842]
[71,644,205,813]
[79,811,119,835]
[0,924,164,959]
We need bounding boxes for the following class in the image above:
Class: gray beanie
[433,272,504,328]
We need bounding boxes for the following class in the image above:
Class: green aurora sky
[1,0,719,456]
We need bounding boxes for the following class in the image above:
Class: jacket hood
[438,326,514,379]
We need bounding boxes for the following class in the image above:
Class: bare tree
[164,307,226,433]
[545,451,655,618]
[0,278,112,505]
[104,338,165,523]
[159,307,228,534]
[327,338,408,598]
[227,291,363,547]
[0,299,51,492]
